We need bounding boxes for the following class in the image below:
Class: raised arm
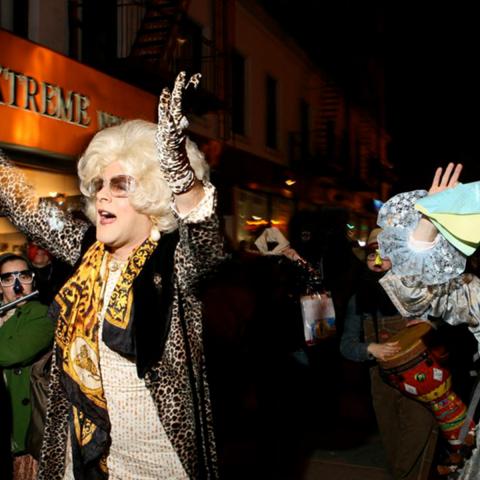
[0,150,89,266]
[377,162,480,352]
[155,71,206,215]
[377,163,466,286]
[155,72,224,287]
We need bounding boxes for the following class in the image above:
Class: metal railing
[170,35,221,95]
[69,1,221,96]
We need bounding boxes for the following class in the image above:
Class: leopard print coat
[0,150,223,479]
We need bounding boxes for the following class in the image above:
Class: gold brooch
[153,273,162,290]
[108,260,121,272]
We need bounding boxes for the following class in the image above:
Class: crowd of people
[1,72,480,480]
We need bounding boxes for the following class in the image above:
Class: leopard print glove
[155,71,201,195]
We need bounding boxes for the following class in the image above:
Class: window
[235,188,269,248]
[299,99,310,160]
[232,50,246,135]
[80,0,117,66]
[265,75,278,149]
[234,187,294,250]
[326,119,335,162]
[175,17,203,73]
[12,0,28,38]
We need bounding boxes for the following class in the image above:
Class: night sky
[384,2,479,190]
[259,0,480,191]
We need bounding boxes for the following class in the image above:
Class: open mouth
[98,209,117,225]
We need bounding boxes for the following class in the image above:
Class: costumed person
[26,243,72,305]
[252,226,341,478]
[286,208,361,338]
[254,226,329,353]
[340,228,438,480]
[377,163,480,478]
[0,72,224,479]
[0,253,53,479]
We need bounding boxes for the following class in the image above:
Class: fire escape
[69,0,227,118]
[129,0,191,65]
[127,0,226,117]
[313,79,346,175]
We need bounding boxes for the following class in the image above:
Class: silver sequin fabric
[377,189,466,285]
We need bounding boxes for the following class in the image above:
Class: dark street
[209,343,392,479]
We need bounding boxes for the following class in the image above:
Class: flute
[0,290,40,315]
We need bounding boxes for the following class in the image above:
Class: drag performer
[0,72,223,479]
[377,163,480,478]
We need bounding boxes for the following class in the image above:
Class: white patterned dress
[63,257,189,480]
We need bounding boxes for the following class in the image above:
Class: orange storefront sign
[0,29,157,159]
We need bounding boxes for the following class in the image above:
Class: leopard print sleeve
[0,150,89,266]
[175,182,225,291]
[37,345,70,480]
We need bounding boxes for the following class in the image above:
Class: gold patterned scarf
[54,237,157,479]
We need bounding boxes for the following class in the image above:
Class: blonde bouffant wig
[78,119,209,233]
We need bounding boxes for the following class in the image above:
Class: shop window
[0,167,80,254]
[232,50,246,136]
[234,188,295,251]
[270,196,295,236]
[235,188,269,250]
[265,74,278,149]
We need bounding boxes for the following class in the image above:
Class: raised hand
[412,162,463,243]
[169,71,201,130]
[155,71,201,195]
[428,162,463,195]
